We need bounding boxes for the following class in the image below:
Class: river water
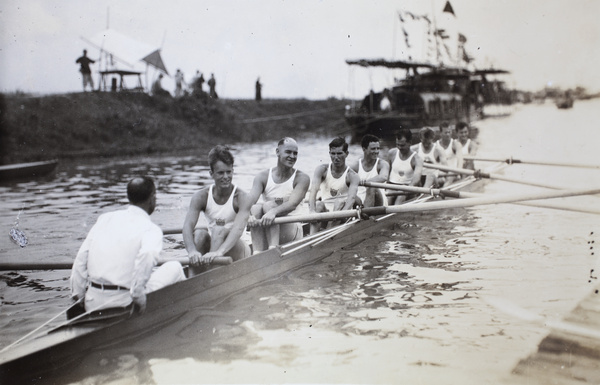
[0,99,599,384]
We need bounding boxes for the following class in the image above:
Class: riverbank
[0,92,350,164]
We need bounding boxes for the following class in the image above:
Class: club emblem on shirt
[216,218,226,226]
[330,188,339,197]
[275,197,284,205]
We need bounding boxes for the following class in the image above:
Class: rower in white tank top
[417,143,439,176]
[319,164,349,200]
[389,151,415,185]
[357,158,386,204]
[262,167,301,215]
[204,185,238,233]
[436,138,458,168]
[461,139,472,155]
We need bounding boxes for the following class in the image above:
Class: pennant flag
[436,29,450,39]
[458,33,467,44]
[443,1,455,16]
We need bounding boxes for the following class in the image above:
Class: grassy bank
[0,92,350,163]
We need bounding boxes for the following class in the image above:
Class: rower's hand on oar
[247,215,260,228]
[260,211,276,226]
[202,251,221,263]
[188,251,203,267]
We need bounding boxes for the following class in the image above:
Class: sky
[1,0,599,100]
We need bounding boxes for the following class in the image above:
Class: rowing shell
[0,164,504,382]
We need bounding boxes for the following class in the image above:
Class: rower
[182,145,251,276]
[71,177,185,313]
[349,134,390,208]
[410,127,447,188]
[435,122,463,187]
[308,137,360,234]
[247,138,310,252]
[456,121,478,170]
[387,128,423,205]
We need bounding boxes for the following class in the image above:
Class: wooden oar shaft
[423,163,565,190]
[379,187,600,214]
[363,181,462,198]
[464,156,600,170]
[273,186,600,223]
[0,256,233,271]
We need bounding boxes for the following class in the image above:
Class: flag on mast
[443,1,456,16]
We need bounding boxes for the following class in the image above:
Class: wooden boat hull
[0,160,58,181]
[0,218,377,381]
[0,170,496,382]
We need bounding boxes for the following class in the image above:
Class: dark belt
[90,281,129,291]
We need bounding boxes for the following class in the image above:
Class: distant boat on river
[0,160,58,182]
[555,92,574,109]
[345,3,512,143]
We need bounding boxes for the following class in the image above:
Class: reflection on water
[0,100,599,383]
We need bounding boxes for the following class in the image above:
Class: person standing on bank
[75,49,95,92]
[71,177,186,313]
[247,138,310,252]
[349,134,390,208]
[182,146,251,276]
[208,73,218,99]
[255,77,262,101]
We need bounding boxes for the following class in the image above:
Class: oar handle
[160,256,233,266]
[0,256,234,271]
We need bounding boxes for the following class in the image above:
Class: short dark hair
[127,176,155,204]
[208,145,234,171]
[456,121,469,131]
[440,121,450,129]
[419,127,435,140]
[395,129,412,142]
[361,134,380,149]
[329,137,348,152]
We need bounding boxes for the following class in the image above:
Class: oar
[423,163,566,190]
[464,156,600,170]
[363,181,464,198]
[484,296,600,340]
[0,298,83,352]
[0,256,232,271]
[271,186,600,224]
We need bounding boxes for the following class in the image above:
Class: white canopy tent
[82,29,169,91]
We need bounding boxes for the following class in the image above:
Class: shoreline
[0,92,350,164]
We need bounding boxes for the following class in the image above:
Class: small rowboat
[0,163,510,382]
[0,160,58,182]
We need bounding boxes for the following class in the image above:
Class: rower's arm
[182,190,206,255]
[343,169,360,210]
[454,141,464,171]
[373,159,390,183]
[411,154,424,186]
[308,165,326,212]
[469,141,478,155]
[437,147,447,166]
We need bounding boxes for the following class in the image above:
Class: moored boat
[0,160,58,182]
[344,5,512,145]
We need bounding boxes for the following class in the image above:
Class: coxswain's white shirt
[70,205,162,302]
